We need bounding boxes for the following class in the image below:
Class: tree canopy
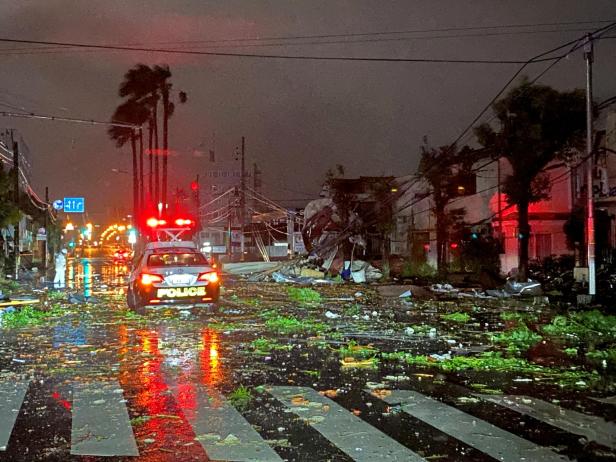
[474,78,586,280]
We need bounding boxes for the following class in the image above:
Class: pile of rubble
[224,258,383,285]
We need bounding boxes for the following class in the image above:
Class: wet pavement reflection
[66,256,129,295]
[0,261,614,461]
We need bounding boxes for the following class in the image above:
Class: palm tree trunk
[131,131,138,223]
[517,198,531,281]
[148,121,153,206]
[435,205,447,275]
[162,85,169,208]
[153,101,159,207]
[138,128,144,214]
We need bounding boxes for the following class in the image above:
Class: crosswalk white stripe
[270,386,426,462]
[591,396,616,406]
[0,381,28,451]
[377,389,568,462]
[476,394,616,450]
[71,381,139,456]
[170,383,283,462]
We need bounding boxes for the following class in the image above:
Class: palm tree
[108,99,148,219]
[118,65,159,206]
[153,65,172,208]
[115,64,186,212]
[152,65,187,208]
[475,79,586,281]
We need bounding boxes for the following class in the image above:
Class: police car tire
[133,292,145,311]
[126,287,136,309]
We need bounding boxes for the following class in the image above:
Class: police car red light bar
[174,218,193,226]
[146,217,167,227]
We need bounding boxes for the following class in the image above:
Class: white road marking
[71,381,139,456]
[0,381,28,451]
[171,383,283,462]
[477,394,616,449]
[270,386,426,462]
[377,389,568,462]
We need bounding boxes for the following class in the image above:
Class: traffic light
[191,179,200,211]
[128,229,137,244]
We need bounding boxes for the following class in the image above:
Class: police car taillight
[140,273,164,285]
[198,271,219,283]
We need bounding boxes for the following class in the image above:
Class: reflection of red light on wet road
[118,327,208,460]
[200,329,222,387]
[51,391,71,411]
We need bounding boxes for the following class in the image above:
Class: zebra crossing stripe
[172,383,283,462]
[71,381,139,456]
[476,394,616,450]
[591,396,616,406]
[269,386,426,462]
[0,381,28,451]
[377,389,568,462]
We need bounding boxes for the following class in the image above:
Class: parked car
[127,241,220,311]
[112,247,133,264]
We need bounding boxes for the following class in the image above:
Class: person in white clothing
[53,248,67,289]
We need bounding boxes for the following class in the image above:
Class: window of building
[531,234,552,260]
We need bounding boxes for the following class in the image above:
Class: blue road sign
[52,199,64,210]
[63,197,85,213]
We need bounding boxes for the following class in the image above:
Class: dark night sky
[0,1,614,222]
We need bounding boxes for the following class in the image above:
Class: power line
[0,110,140,129]
[0,27,604,56]
[327,22,614,245]
[0,37,557,64]
[393,21,616,215]
[2,19,612,54]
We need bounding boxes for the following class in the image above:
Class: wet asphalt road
[0,257,615,462]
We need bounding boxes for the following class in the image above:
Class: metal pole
[227,195,233,258]
[195,174,201,231]
[43,186,48,271]
[12,137,20,280]
[138,128,144,218]
[287,211,295,258]
[497,156,502,233]
[131,130,138,225]
[240,136,246,261]
[584,34,596,295]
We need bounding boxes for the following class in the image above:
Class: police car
[127,240,220,311]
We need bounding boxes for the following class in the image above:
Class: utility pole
[228,189,236,258]
[131,130,138,225]
[287,210,295,258]
[42,186,48,271]
[12,136,20,280]
[497,157,503,237]
[138,128,144,218]
[253,162,262,213]
[193,175,201,231]
[240,136,246,261]
[584,34,596,296]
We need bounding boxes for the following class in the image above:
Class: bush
[287,287,321,304]
[400,261,436,279]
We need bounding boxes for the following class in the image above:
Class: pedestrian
[53,248,67,289]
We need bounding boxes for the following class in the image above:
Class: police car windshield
[147,252,207,267]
